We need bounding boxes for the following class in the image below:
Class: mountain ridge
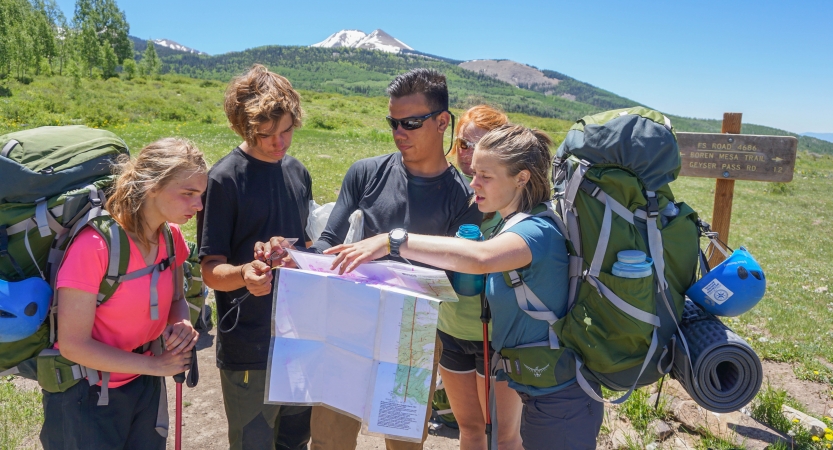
[312,29,412,53]
[129,36,207,57]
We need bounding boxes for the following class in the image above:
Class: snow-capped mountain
[311,29,413,54]
[311,30,367,49]
[152,39,206,55]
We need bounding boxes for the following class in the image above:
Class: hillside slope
[460,60,641,110]
[151,45,832,154]
[159,46,602,120]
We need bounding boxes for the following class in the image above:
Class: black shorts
[40,375,165,450]
[437,329,492,376]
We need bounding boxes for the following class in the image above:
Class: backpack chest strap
[99,257,172,320]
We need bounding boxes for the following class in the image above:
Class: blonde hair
[107,138,207,248]
[477,124,553,213]
[449,104,509,157]
[224,64,303,147]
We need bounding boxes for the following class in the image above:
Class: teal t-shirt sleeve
[505,216,563,264]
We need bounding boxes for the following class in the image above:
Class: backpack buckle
[505,270,524,288]
[646,197,659,217]
[579,179,600,198]
[90,197,102,207]
[158,258,172,271]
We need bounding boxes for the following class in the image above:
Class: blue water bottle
[451,224,485,296]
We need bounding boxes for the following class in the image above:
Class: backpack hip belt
[498,341,575,389]
[36,336,164,402]
[35,336,173,437]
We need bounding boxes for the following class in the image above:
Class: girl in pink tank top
[41,138,208,450]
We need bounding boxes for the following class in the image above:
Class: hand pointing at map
[324,234,390,274]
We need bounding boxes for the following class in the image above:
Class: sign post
[677,113,798,265]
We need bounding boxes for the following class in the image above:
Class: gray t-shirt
[311,153,482,258]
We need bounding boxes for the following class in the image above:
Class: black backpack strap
[0,224,26,280]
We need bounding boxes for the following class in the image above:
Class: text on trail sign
[677,132,798,182]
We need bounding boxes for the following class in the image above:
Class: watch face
[390,229,406,240]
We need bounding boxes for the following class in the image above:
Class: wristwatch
[388,228,408,258]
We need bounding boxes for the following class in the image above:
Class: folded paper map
[265,251,457,441]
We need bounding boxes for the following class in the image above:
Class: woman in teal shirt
[438,105,522,449]
[325,124,604,449]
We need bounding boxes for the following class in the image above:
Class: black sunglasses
[385,110,445,131]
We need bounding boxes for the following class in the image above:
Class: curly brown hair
[224,64,303,147]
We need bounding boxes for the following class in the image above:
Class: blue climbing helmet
[687,246,766,317]
[0,277,52,342]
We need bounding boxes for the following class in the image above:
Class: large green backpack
[498,107,700,404]
[0,126,128,377]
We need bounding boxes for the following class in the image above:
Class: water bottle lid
[612,258,653,278]
[617,250,647,264]
[456,224,483,241]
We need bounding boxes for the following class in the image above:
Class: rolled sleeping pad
[671,300,762,413]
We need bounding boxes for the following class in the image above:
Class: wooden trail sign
[678,132,798,182]
[677,113,798,266]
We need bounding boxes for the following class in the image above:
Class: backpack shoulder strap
[496,201,565,237]
[88,217,175,320]
[88,216,131,306]
[162,223,175,269]
[163,223,183,304]
[496,202,566,350]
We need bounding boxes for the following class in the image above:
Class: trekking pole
[174,370,185,450]
[480,287,493,450]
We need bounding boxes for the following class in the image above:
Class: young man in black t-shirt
[308,69,482,449]
[198,64,312,450]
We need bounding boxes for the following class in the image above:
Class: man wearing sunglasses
[307,69,482,449]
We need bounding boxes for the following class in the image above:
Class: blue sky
[55,0,832,134]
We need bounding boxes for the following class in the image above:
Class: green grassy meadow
[1,74,832,448]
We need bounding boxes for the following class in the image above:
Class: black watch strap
[389,228,407,258]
